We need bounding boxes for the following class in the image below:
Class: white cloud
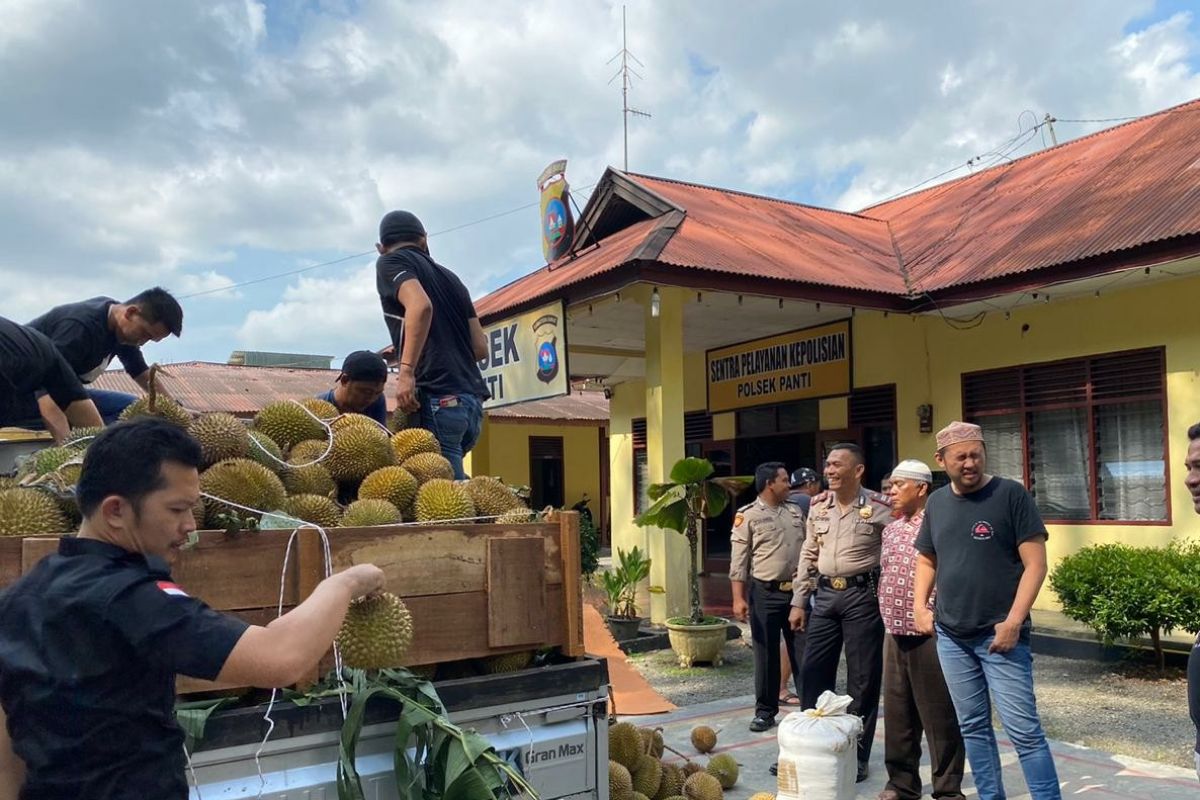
[175,270,243,299]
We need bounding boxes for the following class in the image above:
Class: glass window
[1028,408,1092,520]
[977,413,1023,482]
[1096,401,1166,521]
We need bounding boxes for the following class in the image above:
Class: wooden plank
[486,537,547,647]
[294,528,325,688]
[0,538,27,589]
[171,529,300,610]
[558,511,585,657]
[21,537,60,574]
[328,524,562,596]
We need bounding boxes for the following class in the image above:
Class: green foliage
[578,510,600,577]
[602,546,651,619]
[1050,540,1200,672]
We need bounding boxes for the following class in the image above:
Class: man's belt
[752,578,794,592]
[818,569,879,591]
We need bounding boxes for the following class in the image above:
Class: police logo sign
[477,300,570,409]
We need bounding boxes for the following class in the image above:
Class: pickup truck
[187,657,611,799]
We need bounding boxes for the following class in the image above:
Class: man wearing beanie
[876,459,964,800]
[317,350,390,426]
[374,210,489,479]
[913,421,1060,800]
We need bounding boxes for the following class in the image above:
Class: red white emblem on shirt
[156,581,189,598]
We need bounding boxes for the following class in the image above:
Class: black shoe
[856,761,869,783]
[748,715,775,732]
[769,762,778,776]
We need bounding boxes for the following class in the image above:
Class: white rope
[247,400,336,469]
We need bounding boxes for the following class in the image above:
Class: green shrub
[1049,540,1200,672]
[579,511,600,578]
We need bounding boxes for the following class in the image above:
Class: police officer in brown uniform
[789,442,892,782]
[730,462,807,732]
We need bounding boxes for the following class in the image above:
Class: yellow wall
[852,276,1200,608]
[469,417,604,514]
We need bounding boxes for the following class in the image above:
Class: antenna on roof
[608,5,652,171]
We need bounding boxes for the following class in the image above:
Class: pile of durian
[0,397,541,537]
[608,722,756,800]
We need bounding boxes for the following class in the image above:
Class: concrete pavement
[627,694,1198,799]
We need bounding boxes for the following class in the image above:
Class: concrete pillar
[642,286,690,622]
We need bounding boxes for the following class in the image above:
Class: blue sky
[1,0,1197,369]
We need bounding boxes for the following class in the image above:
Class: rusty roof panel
[487,391,609,422]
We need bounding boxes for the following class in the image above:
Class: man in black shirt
[1183,422,1200,782]
[0,316,104,438]
[0,418,384,799]
[374,210,488,479]
[26,288,184,429]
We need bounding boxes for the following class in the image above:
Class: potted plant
[636,457,751,667]
[601,546,651,642]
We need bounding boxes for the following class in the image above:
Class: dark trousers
[749,579,805,719]
[801,582,884,766]
[883,633,966,799]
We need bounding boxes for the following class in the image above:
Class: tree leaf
[703,481,730,518]
[669,457,715,484]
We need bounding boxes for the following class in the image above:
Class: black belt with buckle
[752,578,794,593]
[818,569,878,591]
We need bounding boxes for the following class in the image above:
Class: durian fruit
[119,395,192,428]
[662,797,687,800]
[199,458,288,529]
[188,412,251,467]
[298,397,339,420]
[466,476,523,518]
[479,650,534,674]
[391,427,441,464]
[631,755,663,799]
[609,722,644,771]
[335,591,414,670]
[413,479,475,523]
[655,763,684,800]
[191,499,206,530]
[341,498,402,527]
[358,466,418,516]
[632,794,650,800]
[253,401,327,450]
[609,761,634,800]
[288,438,330,465]
[494,506,536,525]
[18,446,80,480]
[640,727,665,758]
[681,762,704,778]
[681,771,723,800]
[387,408,409,434]
[0,476,17,491]
[402,452,454,484]
[747,793,776,800]
[62,426,104,451]
[282,494,343,528]
[246,431,285,473]
[690,725,717,754]
[282,461,337,499]
[704,754,738,789]
[325,419,394,483]
[0,489,70,536]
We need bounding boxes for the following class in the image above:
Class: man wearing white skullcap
[875,459,964,800]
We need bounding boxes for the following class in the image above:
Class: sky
[2,0,1199,368]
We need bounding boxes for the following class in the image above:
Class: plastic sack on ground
[775,690,864,800]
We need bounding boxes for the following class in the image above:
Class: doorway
[529,436,565,510]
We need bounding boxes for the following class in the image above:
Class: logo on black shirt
[970,520,995,541]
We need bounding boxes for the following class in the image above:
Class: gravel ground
[624,623,1195,769]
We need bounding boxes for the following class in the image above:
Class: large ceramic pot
[606,616,642,642]
[665,617,727,667]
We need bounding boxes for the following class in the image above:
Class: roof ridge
[860,96,1200,214]
[626,171,887,223]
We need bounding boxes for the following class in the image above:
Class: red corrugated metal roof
[487,391,609,422]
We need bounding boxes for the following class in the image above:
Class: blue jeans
[418,393,482,480]
[87,389,137,424]
[935,624,1060,800]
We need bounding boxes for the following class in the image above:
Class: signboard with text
[478,300,570,409]
[706,320,852,413]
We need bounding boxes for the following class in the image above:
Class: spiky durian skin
[681,772,723,800]
[610,761,634,800]
[18,447,78,479]
[690,725,717,754]
[119,396,192,428]
[390,428,441,464]
[0,489,70,536]
[199,458,288,528]
[494,506,536,525]
[358,466,418,516]
[479,650,534,674]
[246,431,285,473]
[401,452,454,484]
[413,479,475,523]
[287,438,330,465]
[336,592,414,670]
[62,427,104,451]
[631,755,663,798]
[282,461,337,499]
[325,421,394,483]
[640,727,665,759]
[704,754,738,789]
[253,401,326,450]
[298,397,338,420]
[341,498,402,527]
[655,763,683,800]
[465,476,523,517]
[608,722,644,771]
[282,494,343,528]
[188,412,251,467]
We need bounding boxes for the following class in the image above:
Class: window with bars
[632,412,715,515]
[961,348,1168,523]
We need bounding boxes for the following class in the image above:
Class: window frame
[961,347,1170,526]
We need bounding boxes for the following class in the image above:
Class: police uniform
[0,538,248,798]
[792,487,891,772]
[730,498,807,722]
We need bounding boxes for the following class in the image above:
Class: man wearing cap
[877,459,965,800]
[914,422,1060,800]
[317,350,389,426]
[788,442,892,783]
[374,211,489,479]
[730,462,807,733]
[786,467,822,517]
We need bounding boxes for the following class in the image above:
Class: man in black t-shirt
[25,288,184,428]
[1183,422,1200,783]
[374,210,489,479]
[0,316,104,438]
[913,421,1060,800]
[0,419,384,799]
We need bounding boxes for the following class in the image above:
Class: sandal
[778,692,801,706]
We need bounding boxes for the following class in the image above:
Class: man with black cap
[787,467,822,518]
[317,350,389,426]
[374,210,489,479]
